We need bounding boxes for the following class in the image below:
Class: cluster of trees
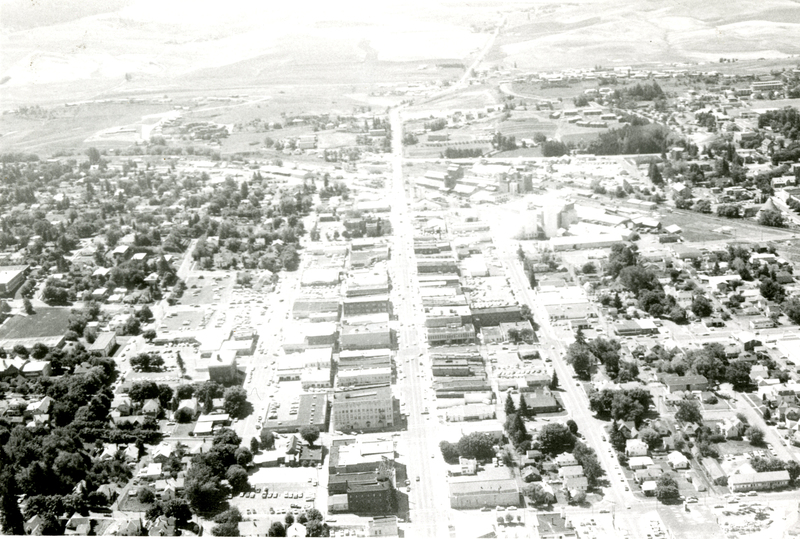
[589,388,653,424]
[531,423,604,486]
[184,429,251,513]
[587,124,674,156]
[541,140,569,158]
[439,432,498,463]
[424,118,447,131]
[491,132,518,152]
[607,244,687,321]
[758,209,787,228]
[260,508,327,537]
[758,107,800,140]
[0,351,173,534]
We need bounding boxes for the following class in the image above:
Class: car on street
[416,476,420,481]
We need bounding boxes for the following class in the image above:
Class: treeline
[442,148,483,159]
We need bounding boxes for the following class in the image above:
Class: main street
[389,107,453,538]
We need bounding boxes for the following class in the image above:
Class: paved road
[388,107,452,538]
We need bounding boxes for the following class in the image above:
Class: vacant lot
[0,307,72,340]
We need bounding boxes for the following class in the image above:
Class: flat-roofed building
[337,367,392,388]
[87,332,117,356]
[427,323,476,346]
[332,384,393,431]
[342,295,390,317]
[338,348,392,370]
[449,476,520,509]
[729,470,789,492]
[0,265,28,295]
[261,393,329,434]
[340,324,392,350]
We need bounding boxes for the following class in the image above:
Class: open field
[659,210,796,244]
[0,307,73,340]
[487,0,800,71]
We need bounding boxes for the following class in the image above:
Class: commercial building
[261,393,329,434]
[614,319,660,336]
[328,439,395,474]
[366,516,398,537]
[448,476,521,509]
[658,373,709,393]
[338,349,392,370]
[729,470,790,492]
[87,332,117,356]
[332,384,394,431]
[342,295,391,317]
[426,323,476,346]
[340,324,392,350]
[0,265,28,295]
[337,367,392,388]
[205,351,240,385]
[469,306,521,329]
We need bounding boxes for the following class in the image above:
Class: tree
[726,361,754,390]
[536,423,575,456]
[285,513,295,527]
[163,498,192,526]
[299,425,320,446]
[786,460,800,484]
[504,394,516,416]
[130,352,165,372]
[693,199,712,213]
[608,421,627,452]
[759,209,786,228]
[439,441,459,463]
[223,387,250,419]
[138,486,156,504]
[639,427,662,450]
[648,162,663,186]
[129,380,159,402]
[572,441,604,485]
[566,419,578,436]
[214,507,242,524]
[518,395,531,418]
[260,429,275,450]
[250,437,260,453]
[22,298,34,315]
[235,447,253,467]
[522,483,554,505]
[175,407,194,423]
[212,522,240,537]
[746,426,765,446]
[226,465,250,493]
[655,473,679,500]
[763,407,772,421]
[143,329,157,341]
[717,204,741,218]
[0,474,24,535]
[675,400,703,424]
[268,521,286,537]
[691,295,713,318]
[549,372,558,390]
[456,432,497,461]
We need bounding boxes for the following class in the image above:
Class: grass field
[0,307,73,340]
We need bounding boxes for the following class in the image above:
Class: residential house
[142,399,161,416]
[628,456,654,470]
[667,451,690,470]
[625,439,649,457]
[558,465,585,479]
[555,453,579,467]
